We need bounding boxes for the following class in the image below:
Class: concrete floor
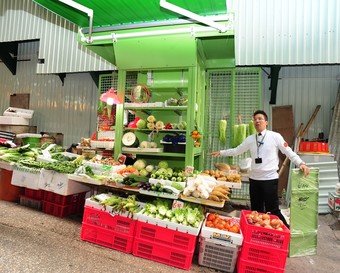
[0,200,339,273]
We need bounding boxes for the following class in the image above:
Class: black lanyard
[256,133,266,158]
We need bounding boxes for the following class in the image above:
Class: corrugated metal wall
[263,65,340,140]
[0,41,98,147]
[0,0,115,73]
[235,0,340,66]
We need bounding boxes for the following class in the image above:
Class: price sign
[172,200,184,210]
[118,153,126,164]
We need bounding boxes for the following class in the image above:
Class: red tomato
[207,213,217,222]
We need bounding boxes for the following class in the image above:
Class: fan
[130,84,151,103]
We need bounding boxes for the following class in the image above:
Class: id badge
[255,158,262,164]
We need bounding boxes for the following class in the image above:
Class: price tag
[172,200,184,210]
[118,153,126,164]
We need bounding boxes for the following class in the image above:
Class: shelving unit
[114,68,205,170]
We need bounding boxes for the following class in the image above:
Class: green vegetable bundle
[233,124,247,147]
[218,120,227,144]
[248,119,256,136]
[142,199,204,228]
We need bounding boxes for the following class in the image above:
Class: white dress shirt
[220,129,303,180]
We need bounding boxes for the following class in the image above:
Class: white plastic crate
[200,214,243,246]
[134,209,203,236]
[4,107,34,119]
[198,236,240,272]
[97,130,115,140]
[0,116,29,125]
[38,169,91,196]
[90,140,114,149]
[11,166,41,189]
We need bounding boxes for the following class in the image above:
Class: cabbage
[145,165,154,172]
[149,142,157,148]
[139,168,149,177]
[155,121,164,130]
[136,119,147,129]
[147,115,156,123]
[147,123,155,130]
[139,141,149,148]
[133,159,146,170]
[158,160,168,169]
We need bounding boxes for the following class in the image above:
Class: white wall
[263,65,340,140]
[0,0,115,73]
[0,41,98,147]
[235,0,340,66]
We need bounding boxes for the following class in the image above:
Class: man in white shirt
[211,110,310,228]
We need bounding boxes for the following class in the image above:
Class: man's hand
[300,163,310,176]
[211,151,221,157]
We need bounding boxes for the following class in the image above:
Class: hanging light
[100,87,121,105]
[100,87,121,118]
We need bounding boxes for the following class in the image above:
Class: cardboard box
[328,192,340,212]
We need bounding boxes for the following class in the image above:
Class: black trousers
[249,178,289,228]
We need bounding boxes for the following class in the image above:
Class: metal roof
[33,0,228,30]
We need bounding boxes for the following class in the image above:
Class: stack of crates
[289,168,319,257]
[81,204,136,253]
[19,188,45,210]
[198,213,243,272]
[42,191,86,218]
[237,210,291,273]
[132,220,197,270]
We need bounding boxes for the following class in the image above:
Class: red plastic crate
[134,220,197,251]
[20,195,42,210]
[239,241,288,268]
[237,257,285,273]
[81,222,134,253]
[42,201,83,218]
[82,206,136,236]
[132,237,194,270]
[240,210,290,250]
[24,188,44,200]
[43,191,86,206]
[299,141,329,153]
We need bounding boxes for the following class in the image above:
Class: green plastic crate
[22,137,41,148]
[290,189,319,232]
[289,230,317,257]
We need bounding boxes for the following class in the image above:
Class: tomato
[213,218,220,226]
[206,221,214,228]
[224,223,231,230]
[216,223,225,230]
[229,225,240,234]
[207,213,216,222]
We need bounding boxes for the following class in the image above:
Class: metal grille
[204,68,262,200]
[99,72,137,94]
[234,69,261,122]
[99,73,116,94]
[204,71,232,170]
[98,72,138,124]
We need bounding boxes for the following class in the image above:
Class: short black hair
[253,110,268,121]
[66,143,78,152]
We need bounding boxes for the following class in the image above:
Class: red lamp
[100,87,121,105]
[100,87,121,118]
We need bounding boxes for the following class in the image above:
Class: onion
[262,213,270,220]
